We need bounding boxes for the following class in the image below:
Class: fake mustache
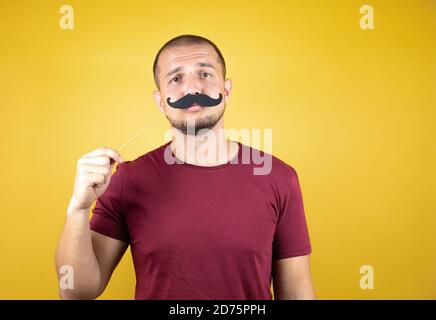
[166,93,223,109]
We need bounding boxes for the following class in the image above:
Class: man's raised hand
[67,147,123,215]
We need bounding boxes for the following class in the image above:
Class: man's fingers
[79,164,111,176]
[78,156,111,166]
[69,148,121,213]
[82,147,123,164]
[88,173,106,186]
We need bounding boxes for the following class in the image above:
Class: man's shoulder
[240,142,298,181]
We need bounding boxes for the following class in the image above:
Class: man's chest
[126,176,278,259]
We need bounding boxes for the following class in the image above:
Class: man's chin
[175,122,216,136]
[165,105,225,135]
[168,117,219,135]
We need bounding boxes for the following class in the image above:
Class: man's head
[152,35,232,135]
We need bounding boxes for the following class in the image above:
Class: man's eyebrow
[166,66,183,78]
[196,62,215,69]
[165,62,215,79]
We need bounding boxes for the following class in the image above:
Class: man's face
[153,44,231,135]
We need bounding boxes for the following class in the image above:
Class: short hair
[153,34,226,89]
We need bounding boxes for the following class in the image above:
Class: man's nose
[183,77,202,96]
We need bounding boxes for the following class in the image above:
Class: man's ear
[224,79,232,103]
[153,89,164,113]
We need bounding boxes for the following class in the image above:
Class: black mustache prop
[167,93,223,109]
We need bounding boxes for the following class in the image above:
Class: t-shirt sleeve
[273,168,312,259]
[89,162,130,243]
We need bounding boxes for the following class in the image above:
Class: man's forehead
[159,44,219,70]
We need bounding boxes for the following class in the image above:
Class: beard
[165,105,225,135]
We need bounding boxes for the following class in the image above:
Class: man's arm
[272,254,316,300]
[55,147,127,299]
[55,210,128,299]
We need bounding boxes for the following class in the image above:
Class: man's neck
[170,121,238,167]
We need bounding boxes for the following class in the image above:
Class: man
[55,34,315,300]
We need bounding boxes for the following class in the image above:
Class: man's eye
[172,76,180,82]
[201,72,210,78]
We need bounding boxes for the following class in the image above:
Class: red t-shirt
[90,141,312,300]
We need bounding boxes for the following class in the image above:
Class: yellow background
[0,0,434,299]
